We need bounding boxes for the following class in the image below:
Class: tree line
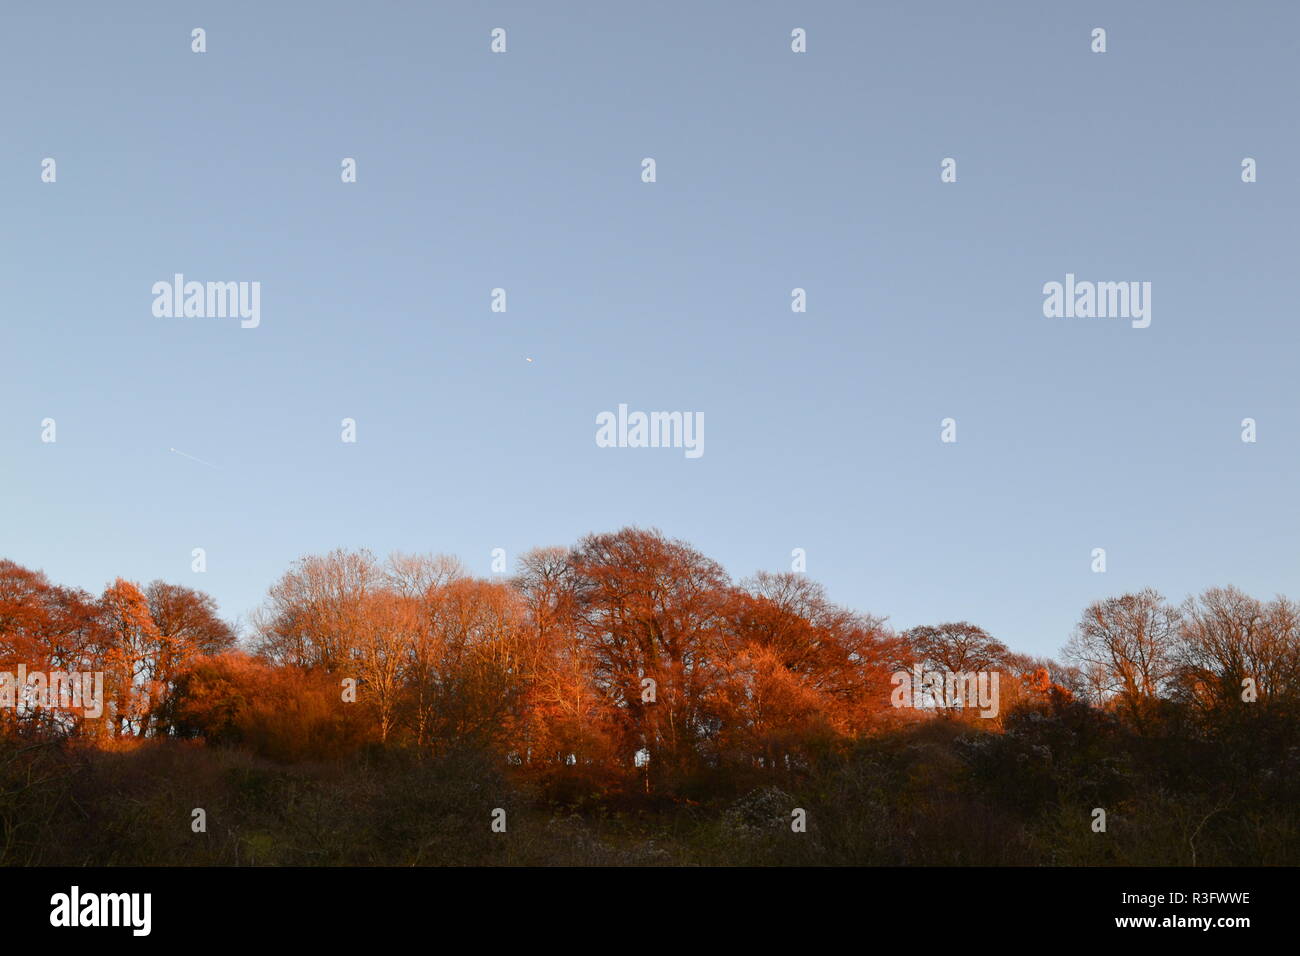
[3,528,1297,797]
[2,528,1298,865]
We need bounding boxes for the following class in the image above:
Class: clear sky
[3,1,1296,657]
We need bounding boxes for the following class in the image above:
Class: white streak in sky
[169,447,218,468]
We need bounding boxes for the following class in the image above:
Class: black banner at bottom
[0,865,1280,941]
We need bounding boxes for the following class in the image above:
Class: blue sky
[2,1,1296,657]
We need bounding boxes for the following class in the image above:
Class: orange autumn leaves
[0,562,234,736]
[15,528,1273,798]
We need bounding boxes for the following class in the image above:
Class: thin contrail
[169,447,219,468]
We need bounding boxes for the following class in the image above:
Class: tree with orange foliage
[97,579,163,736]
[512,547,619,785]
[161,650,370,760]
[564,528,732,791]
[715,572,898,773]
